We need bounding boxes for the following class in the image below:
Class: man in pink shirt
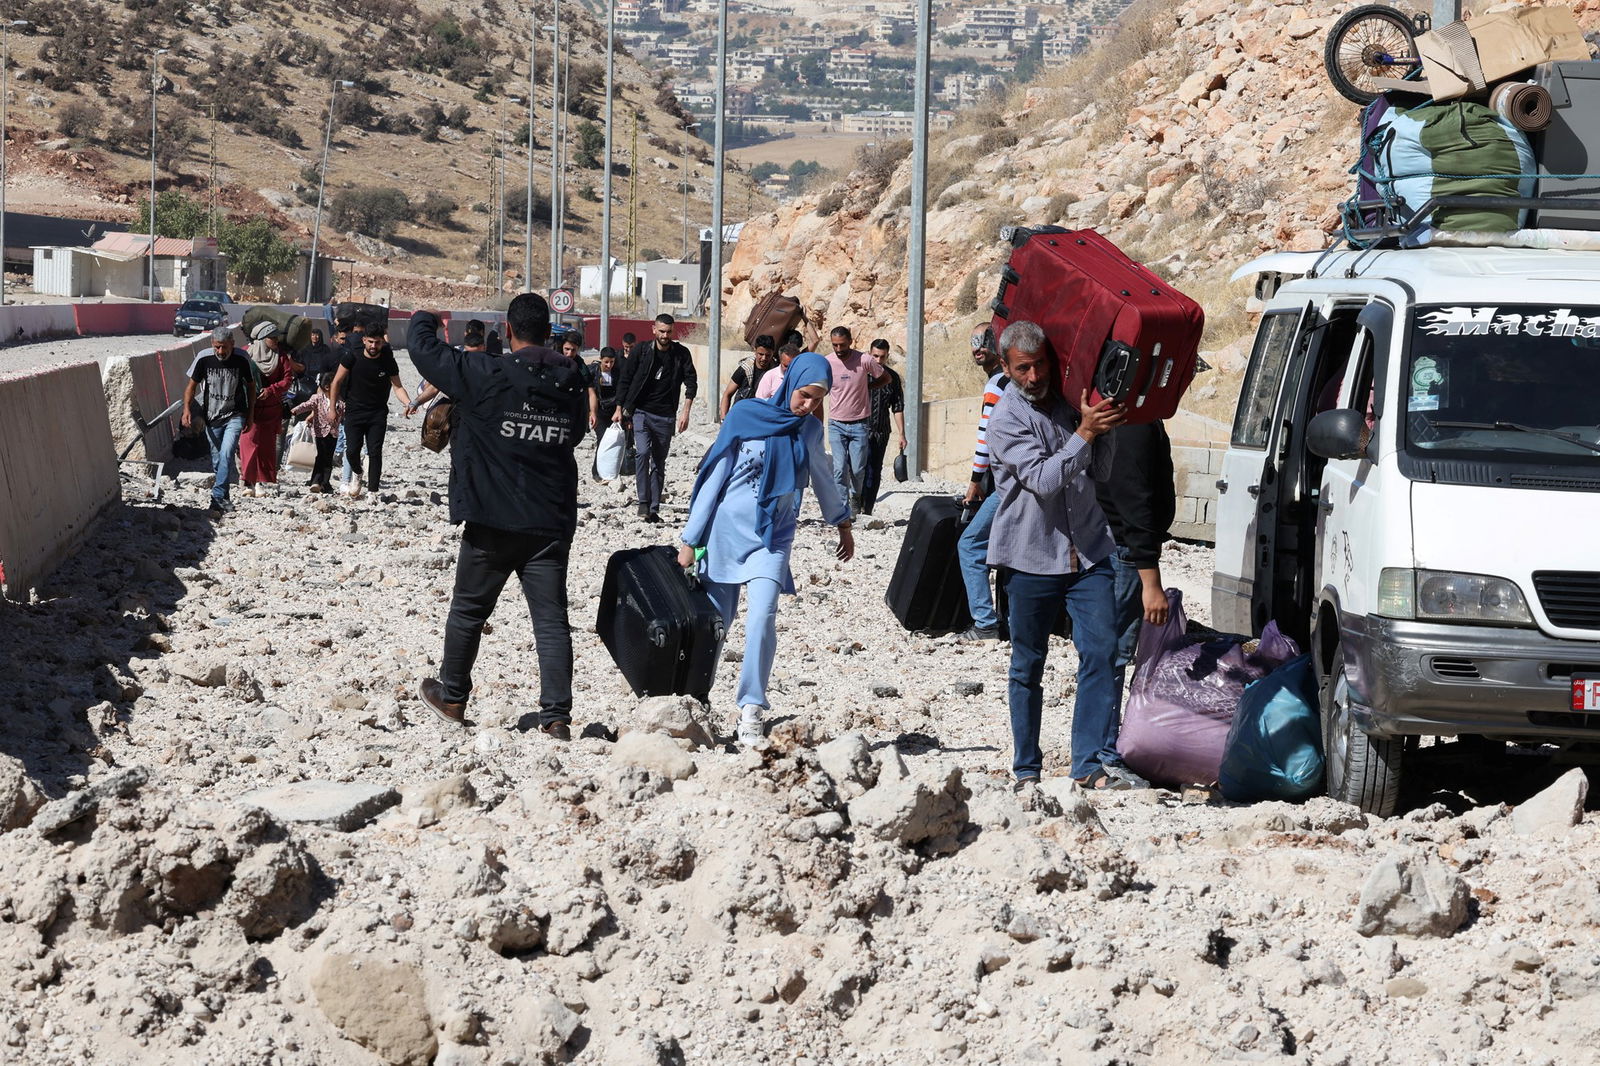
[823,325,885,514]
[754,339,801,401]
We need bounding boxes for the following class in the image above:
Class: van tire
[1321,643,1403,816]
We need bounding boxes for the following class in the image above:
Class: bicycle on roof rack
[1324,4,1432,106]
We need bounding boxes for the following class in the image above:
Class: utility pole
[307,79,355,303]
[600,0,615,346]
[905,0,932,479]
[208,102,217,238]
[626,110,638,312]
[558,31,571,288]
[148,48,168,303]
[707,0,728,420]
[525,10,536,290]
[680,123,699,259]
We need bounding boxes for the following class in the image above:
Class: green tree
[575,121,605,169]
[329,186,412,240]
[137,190,209,239]
[218,218,297,284]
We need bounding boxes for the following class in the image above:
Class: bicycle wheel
[1324,4,1419,106]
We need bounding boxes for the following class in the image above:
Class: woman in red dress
[238,321,302,496]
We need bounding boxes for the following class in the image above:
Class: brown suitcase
[421,400,456,452]
[742,292,806,347]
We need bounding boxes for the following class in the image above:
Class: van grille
[1533,572,1600,630]
[1431,657,1481,680]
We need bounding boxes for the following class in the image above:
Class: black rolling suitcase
[598,546,726,701]
[886,496,972,632]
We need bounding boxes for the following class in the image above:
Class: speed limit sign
[550,288,575,314]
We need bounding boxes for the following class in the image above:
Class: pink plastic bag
[1118,589,1300,787]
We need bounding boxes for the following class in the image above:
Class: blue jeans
[1110,547,1145,687]
[829,419,869,507]
[1004,561,1120,780]
[957,492,1000,630]
[704,577,781,710]
[203,414,245,503]
[336,424,352,484]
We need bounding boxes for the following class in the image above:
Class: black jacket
[408,312,587,539]
[617,339,697,416]
[1093,421,1176,570]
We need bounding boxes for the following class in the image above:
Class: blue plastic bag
[1219,654,1324,803]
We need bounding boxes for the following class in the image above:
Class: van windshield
[1404,304,1600,465]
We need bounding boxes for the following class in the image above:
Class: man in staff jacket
[410,293,588,740]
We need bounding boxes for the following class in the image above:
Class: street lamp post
[305,79,356,303]
[524,13,536,290]
[680,123,699,260]
[600,0,615,347]
[148,47,168,303]
[501,97,522,293]
[547,11,560,289]
[0,19,29,307]
[707,0,728,419]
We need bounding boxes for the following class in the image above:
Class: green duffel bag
[241,305,314,352]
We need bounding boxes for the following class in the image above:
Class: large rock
[240,780,400,832]
[1511,768,1589,837]
[1355,851,1470,938]
[622,696,715,749]
[311,954,436,1065]
[815,732,878,799]
[848,762,970,854]
[510,992,581,1061]
[611,732,696,781]
[32,766,149,836]
[0,755,43,831]
[223,840,319,939]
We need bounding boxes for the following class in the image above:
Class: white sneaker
[736,706,767,749]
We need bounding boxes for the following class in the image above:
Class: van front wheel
[1322,643,1403,816]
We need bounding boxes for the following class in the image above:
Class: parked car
[173,299,228,336]
[191,289,234,304]
[1218,244,1600,816]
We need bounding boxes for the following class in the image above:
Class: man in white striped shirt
[956,324,1007,640]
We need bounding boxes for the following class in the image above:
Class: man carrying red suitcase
[409,294,588,739]
[986,320,1150,793]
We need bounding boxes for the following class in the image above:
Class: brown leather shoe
[419,678,466,725]
[539,719,572,741]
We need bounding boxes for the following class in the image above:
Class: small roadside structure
[31,233,228,301]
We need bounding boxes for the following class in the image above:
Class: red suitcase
[990,227,1204,424]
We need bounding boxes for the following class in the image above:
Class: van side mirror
[1307,409,1369,461]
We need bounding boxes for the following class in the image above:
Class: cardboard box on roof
[1415,6,1590,102]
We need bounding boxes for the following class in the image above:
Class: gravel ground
[2,350,1597,1065]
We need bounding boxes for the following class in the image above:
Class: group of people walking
[183,292,1177,786]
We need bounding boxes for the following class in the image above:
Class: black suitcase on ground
[886,495,972,632]
[598,546,726,701]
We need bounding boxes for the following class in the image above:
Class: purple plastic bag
[1118,589,1301,787]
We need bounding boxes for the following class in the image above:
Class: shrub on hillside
[419,190,458,226]
[815,187,846,218]
[330,186,412,240]
[56,99,104,141]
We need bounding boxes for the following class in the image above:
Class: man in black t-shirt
[181,327,257,514]
[717,333,777,421]
[613,314,697,522]
[328,325,412,497]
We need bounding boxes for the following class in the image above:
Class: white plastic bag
[594,423,625,481]
[286,420,317,471]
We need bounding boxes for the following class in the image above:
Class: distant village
[614,0,1131,193]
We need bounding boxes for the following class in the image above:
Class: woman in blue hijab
[677,350,855,747]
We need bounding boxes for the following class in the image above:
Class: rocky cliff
[728,0,1600,413]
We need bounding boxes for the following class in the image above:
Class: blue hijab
[692,351,833,548]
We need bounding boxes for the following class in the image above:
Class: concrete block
[0,361,120,599]
[1202,498,1217,526]
[1178,471,1219,502]
[1175,496,1200,526]
[1171,445,1210,474]
[240,780,400,831]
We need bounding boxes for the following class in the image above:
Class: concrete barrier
[0,304,76,344]
[0,361,119,599]
[70,303,181,336]
[104,336,211,461]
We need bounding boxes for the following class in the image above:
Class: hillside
[725,0,1600,421]
[0,0,762,304]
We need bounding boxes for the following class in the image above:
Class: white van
[1215,245,1600,815]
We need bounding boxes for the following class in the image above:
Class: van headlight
[1376,568,1533,625]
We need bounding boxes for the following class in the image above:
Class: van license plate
[1574,676,1600,712]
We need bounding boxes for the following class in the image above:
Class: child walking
[291,371,344,493]
[677,351,855,746]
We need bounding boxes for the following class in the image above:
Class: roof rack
[1345,194,1600,247]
